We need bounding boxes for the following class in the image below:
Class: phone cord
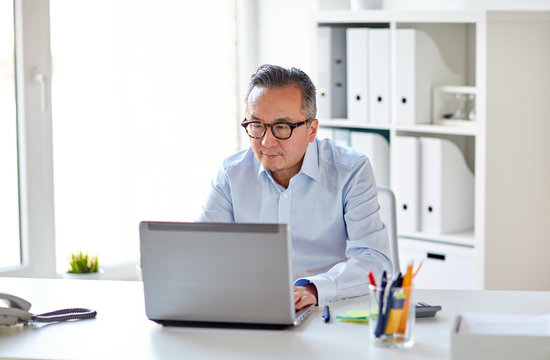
[32,308,97,323]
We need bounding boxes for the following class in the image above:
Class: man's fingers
[294,288,306,302]
[294,287,316,310]
[295,295,315,310]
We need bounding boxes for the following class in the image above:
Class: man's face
[245,84,318,185]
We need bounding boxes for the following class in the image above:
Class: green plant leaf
[67,251,99,274]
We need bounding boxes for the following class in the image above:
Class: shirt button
[283,193,288,199]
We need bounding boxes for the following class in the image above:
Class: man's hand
[294,284,317,310]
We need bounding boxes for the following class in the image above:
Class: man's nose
[261,127,278,146]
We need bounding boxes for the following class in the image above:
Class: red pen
[368,271,377,287]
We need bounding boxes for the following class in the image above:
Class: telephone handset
[0,292,97,326]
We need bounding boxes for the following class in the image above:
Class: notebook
[139,221,314,329]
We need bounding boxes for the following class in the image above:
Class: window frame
[1,0,57,277]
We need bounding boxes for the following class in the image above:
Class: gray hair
[245,64,317,120]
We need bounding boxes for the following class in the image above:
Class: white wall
[237,0,318,149]
[250,0,550,75]
[246,0,318,78]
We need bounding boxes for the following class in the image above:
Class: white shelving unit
[314,10,550,291]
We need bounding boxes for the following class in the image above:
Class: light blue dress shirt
[197,138,393,305]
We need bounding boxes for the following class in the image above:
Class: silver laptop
[139,221,313,329]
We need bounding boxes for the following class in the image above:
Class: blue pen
[374,270,387,337]
[383,273,402,334]
[322,305,330,323]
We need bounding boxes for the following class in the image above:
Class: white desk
[1,277,549,359]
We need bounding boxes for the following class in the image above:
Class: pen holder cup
[368,284,415,348]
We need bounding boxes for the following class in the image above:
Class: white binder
[350,131,389,187]
[420,137,474,233]
[317,26,347,119]
[368,28,391,124]
[395,29,463,124]
[393,136,421,231]
[346,27,369,123]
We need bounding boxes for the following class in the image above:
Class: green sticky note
[336,309,374,324]
[345,310,372,318]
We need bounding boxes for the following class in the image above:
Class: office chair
[377,186,400,274]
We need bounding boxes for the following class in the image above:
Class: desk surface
[1,277,550,360]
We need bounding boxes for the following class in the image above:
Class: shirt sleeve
[196,165,235,223]
[294,156,394,306]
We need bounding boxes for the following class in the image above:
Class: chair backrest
[377,186,400,274]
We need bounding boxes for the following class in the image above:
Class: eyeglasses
[241,119,311,140]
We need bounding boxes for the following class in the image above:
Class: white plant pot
[63,268,104,280]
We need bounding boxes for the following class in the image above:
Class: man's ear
[308,119,319,142]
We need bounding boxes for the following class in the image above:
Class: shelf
[315,10,550,25]
[319,119,477,136]
[431,119,477,128]
[398,229,475,248]
[315,10,487,24]
[319,119,390,130]
[314,8,550,291]
[394,123,477,136]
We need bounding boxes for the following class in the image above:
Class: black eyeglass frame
[241,118,312,140]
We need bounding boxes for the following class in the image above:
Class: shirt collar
[255,138,321,183]
[300,139,321,182]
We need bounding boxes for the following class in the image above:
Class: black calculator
[415,302,442,318]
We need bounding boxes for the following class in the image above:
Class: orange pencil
[397,263,413,334]
[413,260,424,279]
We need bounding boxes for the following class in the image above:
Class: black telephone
[0,293,96,326]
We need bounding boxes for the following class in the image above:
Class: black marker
[322,305,330,323]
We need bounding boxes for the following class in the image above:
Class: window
[0,0,239,277]
[49,0,239,274]
[0,0,20,268]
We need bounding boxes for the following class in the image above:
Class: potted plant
[64,251,103,280]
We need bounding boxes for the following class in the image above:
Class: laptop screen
[139,222,301,326]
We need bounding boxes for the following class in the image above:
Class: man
[198,64,393,310]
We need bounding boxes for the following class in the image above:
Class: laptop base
[153,319,291,330]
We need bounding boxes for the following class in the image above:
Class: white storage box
[451,313,550,360]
